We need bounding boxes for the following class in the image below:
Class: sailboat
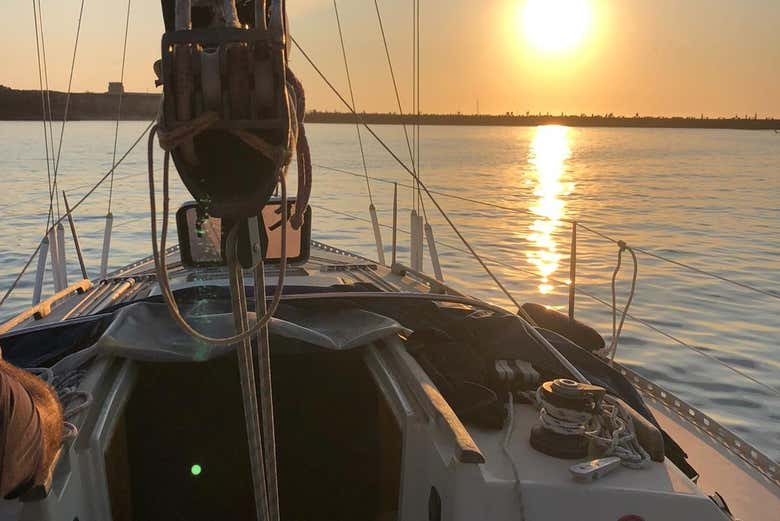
[0,1,778,520]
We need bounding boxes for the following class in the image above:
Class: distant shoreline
[1,86,777,130]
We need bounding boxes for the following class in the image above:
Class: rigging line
[0,119,156,308]
[332,0,373,205]
[51,0,86,198]
[291,35,523,309]
[577,222,780,301]
[293,38,780,309]
[315,201,780,397]
[318,162,780,300]
[67,168,148,192]
[317,163,556,221]
[36,0,59,220]
[373,0,416,176]
[415,0,422,214]
[31,0,54,234]
[108,0,132,213]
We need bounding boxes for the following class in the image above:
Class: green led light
[190,464,202,476]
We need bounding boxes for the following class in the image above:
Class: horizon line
[1,85,777,121]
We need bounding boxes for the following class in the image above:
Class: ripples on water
[0,121,778,460]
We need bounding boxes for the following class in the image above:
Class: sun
[520,0,593,54]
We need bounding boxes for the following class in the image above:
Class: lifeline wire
[315,162,779,302]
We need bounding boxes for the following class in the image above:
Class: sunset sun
[520,0,593,54]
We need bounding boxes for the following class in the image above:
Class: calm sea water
[0,121,778,460]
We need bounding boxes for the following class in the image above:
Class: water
[1,121,778,460]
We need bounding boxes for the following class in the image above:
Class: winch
[529,378,606,459]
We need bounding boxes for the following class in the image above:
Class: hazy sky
[1,0,778,117]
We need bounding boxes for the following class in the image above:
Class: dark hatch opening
[107,343,402,521]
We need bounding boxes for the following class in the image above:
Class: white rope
[537,397,592,436]
[605,241,638,361]
[502,392,524,492]
[585,396,650,469]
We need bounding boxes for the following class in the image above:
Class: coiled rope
[28,367,92,439]
[535,388,650,469]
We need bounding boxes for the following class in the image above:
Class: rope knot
[617,240,628,251]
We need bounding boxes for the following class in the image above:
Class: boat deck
[1,241,778,521]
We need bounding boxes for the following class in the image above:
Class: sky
[0,0,778,117]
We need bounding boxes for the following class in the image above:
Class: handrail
[388,336,485,464]
[0,279,92,335]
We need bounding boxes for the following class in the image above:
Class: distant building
[107,82,124,95]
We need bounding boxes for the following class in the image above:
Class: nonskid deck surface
[1,241,778,521]
[647,401,780,520]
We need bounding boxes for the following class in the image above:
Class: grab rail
[390,337,485,464]
[0,279,92,335]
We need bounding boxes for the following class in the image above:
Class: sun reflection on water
[526,125,573,295]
